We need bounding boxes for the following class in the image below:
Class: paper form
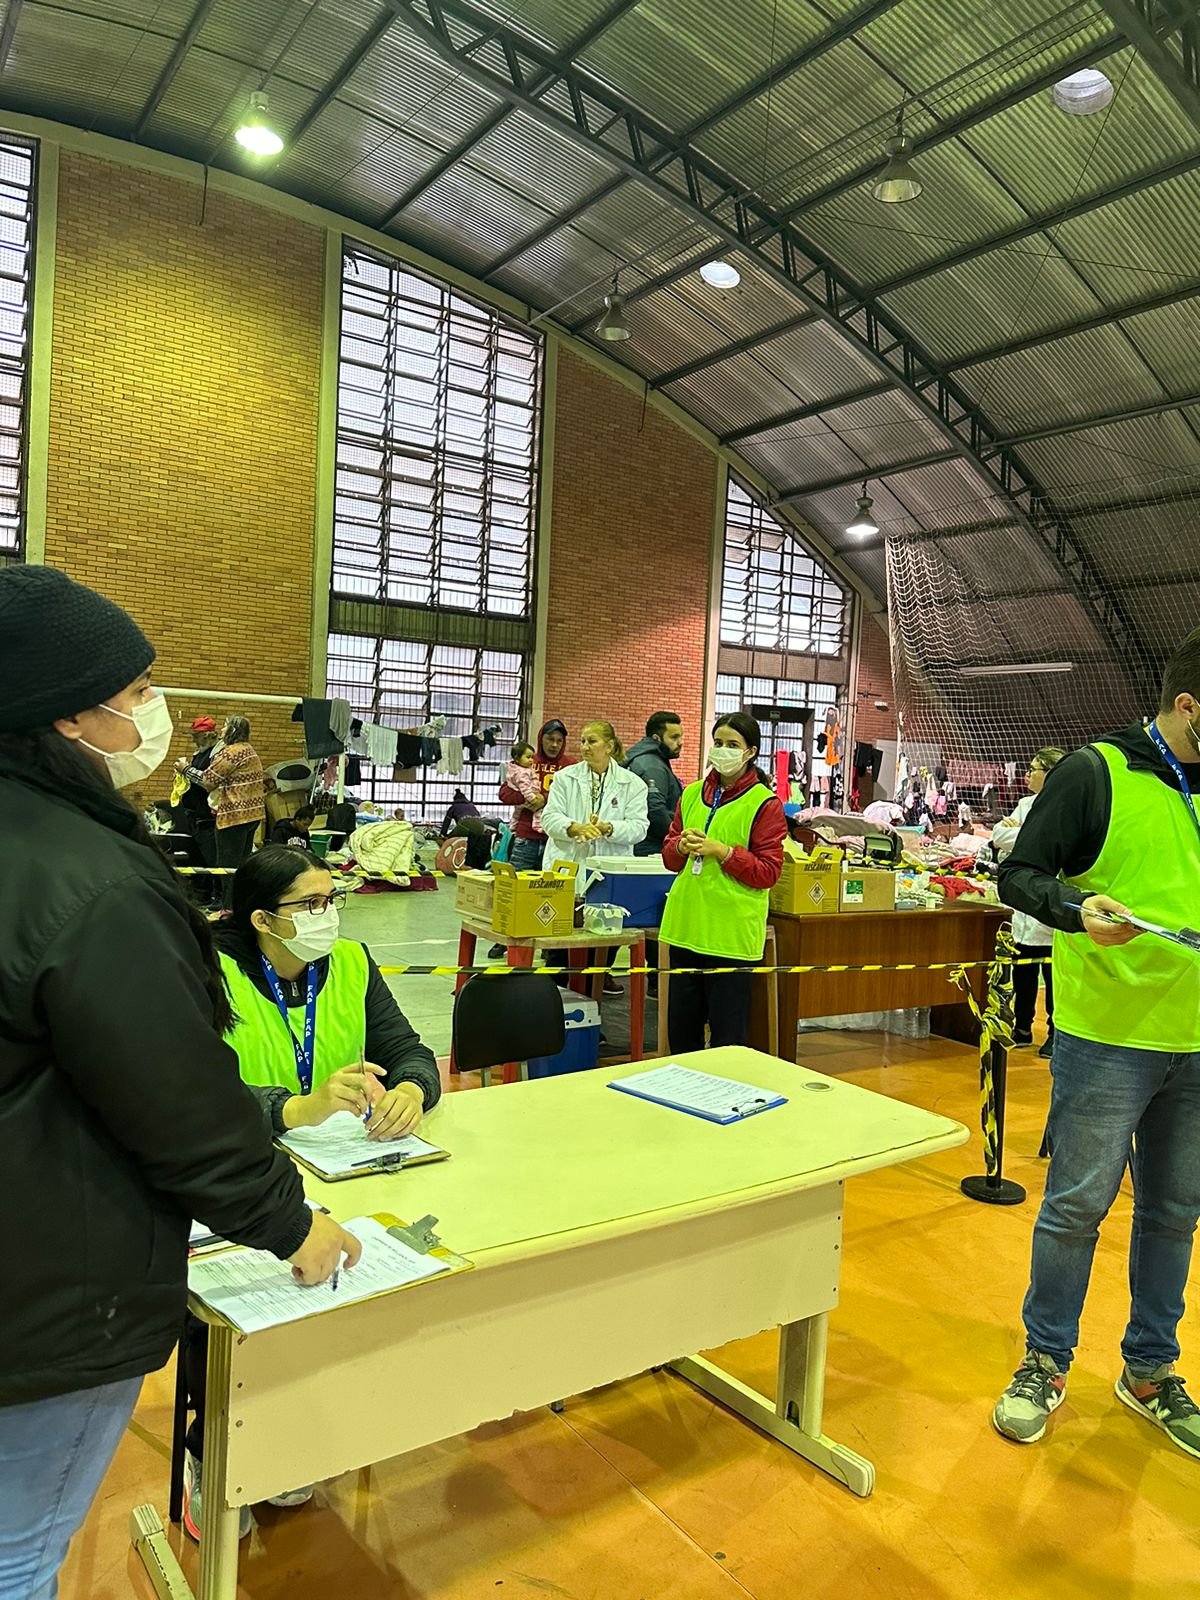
[609,1064,786,1123]
[189,1196,324,1254]
[279,1111,442,1178]
[187,1216,449,1333]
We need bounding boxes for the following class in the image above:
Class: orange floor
[64,1025,1198,1599]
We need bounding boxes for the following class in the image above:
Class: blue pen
[331,1267,339,1293]
[361,1060,373,1125]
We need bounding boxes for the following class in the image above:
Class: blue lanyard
[260,956,318,1095]
[704,787,724,832]
[1146,721,1200,847]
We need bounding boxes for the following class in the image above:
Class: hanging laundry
[346,720,371,759]
[438,737,464,777]
[292,699,342,760]
[328,698,353,745]
[462,734,483,763]
[394,732,424,769]
[363,723,398,768]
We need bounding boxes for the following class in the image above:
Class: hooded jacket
[624,735,684,855]
[999,720,1200,932]
[498,719,573,842]
[0,766,313,1408]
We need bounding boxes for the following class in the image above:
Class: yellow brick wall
[44,152,324,801]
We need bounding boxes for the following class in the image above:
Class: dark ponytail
[0,726,233,1033]
[712,711,773,788]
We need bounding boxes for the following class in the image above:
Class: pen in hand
[331,1267,339,1292]
[361,1060,373,1125]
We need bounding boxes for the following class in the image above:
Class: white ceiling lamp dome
[1052,69,1115,116]
[699,260,741,288]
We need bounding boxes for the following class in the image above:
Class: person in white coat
[993,746,1065,1056]
[542,720,649,867]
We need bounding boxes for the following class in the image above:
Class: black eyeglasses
[274,892,347,916]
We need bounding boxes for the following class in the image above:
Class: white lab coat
[993,792,1053,947]
[541,759,649,870]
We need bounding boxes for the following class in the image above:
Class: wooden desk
[131,1048,966,1600]
[750,905,1008,1058]
[453,915,648,1077]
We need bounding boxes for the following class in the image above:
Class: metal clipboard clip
[386,1214,444,1254]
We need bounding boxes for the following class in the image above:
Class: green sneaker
[1115,1365,1200,1460]
[992,1350,1067,1443]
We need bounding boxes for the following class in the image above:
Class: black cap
[0,566,156,733]
[541,719,567,736]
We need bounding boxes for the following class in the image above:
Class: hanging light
[234,91,284,157]
[594,275,631,342]
[871,116,922,204]
[846,483,879,538]
[699,259,741,288]
[1052,69,1114,116]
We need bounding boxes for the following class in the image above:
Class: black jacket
[213,928,442,1120]
[998,720,1200,933]
[624,736,684,854]
[0,771,313,1408]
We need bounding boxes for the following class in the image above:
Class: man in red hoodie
[498,718,571,872]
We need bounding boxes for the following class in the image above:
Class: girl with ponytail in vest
[659,712,787,1052]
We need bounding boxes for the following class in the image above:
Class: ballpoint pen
[331,1267,339,1292]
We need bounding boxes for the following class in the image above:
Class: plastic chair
[452,970,566,1086]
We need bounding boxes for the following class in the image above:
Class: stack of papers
[609,1064,787,1124]
[187,1216,449,1333]
[279,1111,447,1180]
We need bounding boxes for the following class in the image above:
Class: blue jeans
[1023,1030,1200,1372]
[0,1377,141,1600]
[509,836,546,872]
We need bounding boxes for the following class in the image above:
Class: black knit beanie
[0,565,156,733]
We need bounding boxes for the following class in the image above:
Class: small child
[505,740,545,835]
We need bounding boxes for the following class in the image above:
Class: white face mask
[708,745,747,781]
[81,693,173,788]
[270,904,341,963]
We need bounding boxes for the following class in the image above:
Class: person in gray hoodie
[625,711,684,856]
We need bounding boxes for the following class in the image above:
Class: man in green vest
[992,630,1200,1460]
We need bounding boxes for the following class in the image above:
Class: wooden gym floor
[63,1024,1197,1599]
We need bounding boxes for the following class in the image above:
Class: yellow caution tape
[949,924,1018,1181]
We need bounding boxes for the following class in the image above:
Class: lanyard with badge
[691,787,724,875]
[1146,721,1200,848]
[260,955,318,1095]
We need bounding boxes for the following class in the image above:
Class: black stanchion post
[961,1040,1026,1206]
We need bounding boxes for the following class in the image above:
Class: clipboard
[277,1123,451,1183]
[608,1064,787,1125]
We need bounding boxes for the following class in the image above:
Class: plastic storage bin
[584,855,675,927]
[527,995,601,1078]
[583,901,628,936]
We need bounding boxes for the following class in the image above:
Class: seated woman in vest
[659,712,787,1053]
[181,845,441,1543]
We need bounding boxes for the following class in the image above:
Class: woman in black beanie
[0,566,361,1595]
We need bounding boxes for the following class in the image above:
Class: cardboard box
[265,789,309,826]
[454,869,495,922]
[491,860,578,938]
[770,847,842,916]
[840,869,897,913]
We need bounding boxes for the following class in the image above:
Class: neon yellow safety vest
[1054,740,1200,1051]
[218,941,369,1092]
[660,780,772,961]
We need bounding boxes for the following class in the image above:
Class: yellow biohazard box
[840,869,898,913]
[769,846,842,917]
[454,869,495,922]
[490,860,578,938]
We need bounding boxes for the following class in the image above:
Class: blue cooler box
[583,855,675,928]
[527,996,601,1078]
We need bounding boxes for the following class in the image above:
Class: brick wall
[542,349,716,779]
[44,153,323,801]
[852,613,896,747]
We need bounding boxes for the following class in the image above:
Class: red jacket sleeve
[721,795,787,891]
[662,798,686,873]
[498,779,527,808]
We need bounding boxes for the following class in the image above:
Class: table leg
[669,1310,874,1498]
[448,927,477,1078]
[197,1326,243,1599]
[503,945,534,1084]
[567,946,588,997]
[629,939,645,1061]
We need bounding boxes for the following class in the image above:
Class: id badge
[691,855,704,876]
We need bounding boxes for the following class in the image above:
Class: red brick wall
[542,350,715,778]
[852,613,896,746]
[44,153,323,800]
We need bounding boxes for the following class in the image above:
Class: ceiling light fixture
[871,114,922,204]
[1052,69,1114,116]
[594,275,631,342]
[234,91,284,157]
[961,662,1075,677]
[700,260,741,288]
[846,483,879,538]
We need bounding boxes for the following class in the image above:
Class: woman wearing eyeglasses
[181,845,440,1541]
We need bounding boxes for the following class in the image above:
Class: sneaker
[182,1450,253,1542]
[1038,1036,1054,1059]
[487,943,506,960]
[1115,1364,1200,1460]
[992,1351,1067,1443]
[602,978,623,996]
[1012,1029,1034,1047]
[266,1484,315,1508]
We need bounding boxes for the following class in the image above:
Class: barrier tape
[950,925,1017,1181]
[375,954,1039,979]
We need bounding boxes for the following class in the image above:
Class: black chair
[452,970,565,1086]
